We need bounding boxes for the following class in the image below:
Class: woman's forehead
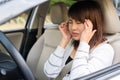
[68,18,82,22]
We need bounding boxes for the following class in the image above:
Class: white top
[44,42,114,80]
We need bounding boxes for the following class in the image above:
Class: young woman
[44,0,114,80]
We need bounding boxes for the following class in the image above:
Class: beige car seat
[26,2,68,80]
[98,0,120,64]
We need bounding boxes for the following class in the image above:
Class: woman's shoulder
[97,42,113,50]
[89,42,114,64]
[91,42,114,54]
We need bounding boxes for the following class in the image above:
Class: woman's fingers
[85,19,97,34]
[85,19,93,31]
[84,21,88,29]
[91,29,97,37]
[59,21,71,38]
[82,19,96,43]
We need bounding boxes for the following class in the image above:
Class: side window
[44,12,52,25]
[44,1,76,27]
[0,11,30,31]
[112,0,120,17]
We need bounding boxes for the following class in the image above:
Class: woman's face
[68,18,85,40]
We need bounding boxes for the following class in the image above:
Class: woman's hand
[80,19,96,43]
[59,21,71,48]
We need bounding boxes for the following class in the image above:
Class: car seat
[97,0,120,64]
[26,2,68,80]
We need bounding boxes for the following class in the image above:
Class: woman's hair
[68,0,106,49]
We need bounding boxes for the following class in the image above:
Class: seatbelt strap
[55,60,73,80]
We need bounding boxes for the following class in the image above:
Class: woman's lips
[71,32,79,37]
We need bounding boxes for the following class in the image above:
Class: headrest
[50,2,68,24]
[97,0,120,34]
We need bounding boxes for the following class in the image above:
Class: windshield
[0,0,47,25]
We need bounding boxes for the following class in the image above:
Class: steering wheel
[0,31,35,80]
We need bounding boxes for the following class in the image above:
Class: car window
[0,0,47,25]
[44,0,76,26]
[109,73,120,80]
[113,0,120,16]
[0,11,30,31]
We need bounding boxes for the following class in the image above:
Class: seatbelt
[49,60,73,80]
[55,60,73,80]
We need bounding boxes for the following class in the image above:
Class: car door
[0,0,50,80]
[0,0,49,59]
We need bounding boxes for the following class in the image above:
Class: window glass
[113,0,120,16]
[0,11,30,31]
[44,0,76,26]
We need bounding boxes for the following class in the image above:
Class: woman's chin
[72,37,80,41]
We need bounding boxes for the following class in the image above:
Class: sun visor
[0,0,47,25]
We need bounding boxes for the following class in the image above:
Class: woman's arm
[69,42,114,80]
[44,21,71,78]
[44,46,66,78]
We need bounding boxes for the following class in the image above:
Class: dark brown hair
[68,0,106,49]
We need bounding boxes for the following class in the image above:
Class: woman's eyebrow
[68,19,72,22]
[76,20,81,22]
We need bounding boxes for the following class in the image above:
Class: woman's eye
[76,21,82,24]
[68,21,72,24]
[68,22,72,27]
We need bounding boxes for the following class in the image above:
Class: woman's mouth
[71,32,79,37]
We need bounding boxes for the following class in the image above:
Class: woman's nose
[71,24,78,30]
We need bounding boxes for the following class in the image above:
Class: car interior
[99,0,120,64]
[26,2,68,80]
[27,0,120,79]
[0,0,120,80]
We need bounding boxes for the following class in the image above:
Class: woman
[44,0,114,80]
